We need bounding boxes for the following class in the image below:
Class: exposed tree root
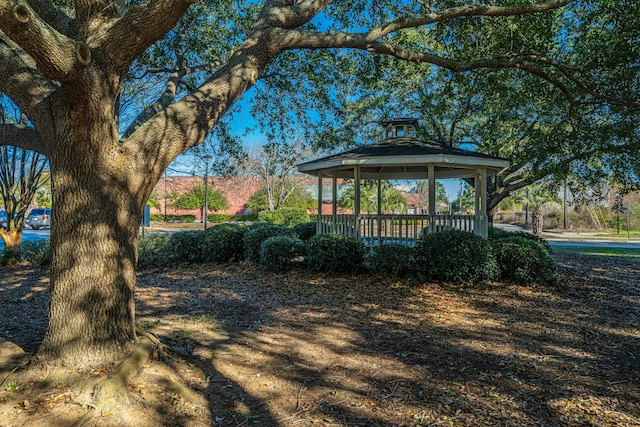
[70,327,174,426]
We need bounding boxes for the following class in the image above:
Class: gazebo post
[317,172,323,235]
[332,172,337,232]
[377,176,382,244]
[354,166,361,238]
[428,164,436,233]
[474,167,488,238]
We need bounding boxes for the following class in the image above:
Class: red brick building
[151,176,263,219]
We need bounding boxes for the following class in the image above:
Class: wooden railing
[317,214,476,246]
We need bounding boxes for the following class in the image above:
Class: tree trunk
[0,229,22,251]
[531,208,543,235]
[36,90,149,369]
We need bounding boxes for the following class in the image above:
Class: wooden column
[354,166,361,238]
[317,172,323,235]
[332,172,337,233]
[428,164,436,233]
[474,167,488,238]
[332,172,338,216]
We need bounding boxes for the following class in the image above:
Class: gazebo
[297,118,509,246]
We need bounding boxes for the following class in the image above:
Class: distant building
[151,176,262,219]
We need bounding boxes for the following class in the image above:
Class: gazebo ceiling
[298,138,509,180]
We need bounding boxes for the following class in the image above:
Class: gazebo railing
[317,214,476,246]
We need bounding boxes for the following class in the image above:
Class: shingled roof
[298,137,509,180]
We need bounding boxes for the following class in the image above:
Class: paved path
[493,223,640,249]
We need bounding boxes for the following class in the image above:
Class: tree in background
[525,184,559,235]
[415,181,449,212]
[451,183,475,214]
[246,186,315,212]
[0,101,48,250]
[242,139,311,211]
[338,180,408,214]
[169,183,229,219]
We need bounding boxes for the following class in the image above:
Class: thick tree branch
[369,0,574,39]
[75,0,123,36]
[25,0,75,37]
[0,124,46,155]
[0,35,57,113]
[0,0,89,81]
[101,0,196,75]
[257,0,332,29]
[122,70,184,139]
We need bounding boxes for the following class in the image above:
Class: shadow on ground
[1,251,639,426]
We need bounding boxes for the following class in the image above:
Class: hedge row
[136,225,558,286]
[148,213,259,223]
[5,224,558,287]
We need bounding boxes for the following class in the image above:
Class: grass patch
[555,247,640,259]
[594,230,640,238]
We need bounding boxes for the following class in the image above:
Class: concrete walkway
[493,223,640,249]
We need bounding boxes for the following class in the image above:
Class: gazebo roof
[298,137,509,180]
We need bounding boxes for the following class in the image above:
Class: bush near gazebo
[203,223,246,262]
[493,236,558,285]
[244,222,296,263]
[292,221,317,241]
[412,229,499,284]
[365,244,413,278]
[306,234,366,274]
[259,236,306,272]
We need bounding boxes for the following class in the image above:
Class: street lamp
[203,154,212,230]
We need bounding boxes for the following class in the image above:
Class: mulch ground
[0,251,638,426]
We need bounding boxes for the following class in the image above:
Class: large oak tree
[0,0,582,369]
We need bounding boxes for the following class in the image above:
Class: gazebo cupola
[383,118,418,139]
[298,118,509,244]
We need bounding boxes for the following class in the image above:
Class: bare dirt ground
[0,252,639,426]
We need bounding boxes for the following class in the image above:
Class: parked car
[25,208,51,230]
[0,209,6,228]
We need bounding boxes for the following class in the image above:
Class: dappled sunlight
[2,252,639,425]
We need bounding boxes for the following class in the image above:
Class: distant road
[545,238,640,249]
[493,223,640,249]
[0,228,50,251]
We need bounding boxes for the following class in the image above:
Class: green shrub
[259,236,306,272]
[306,234,366,274]
[292,221,316,241]
[413,230,499,284]
[138,234,172,267]
[235,214,258,222]
[149,214,196,222]
[1,248,19,266]
[243,223,295,263]
[258,208,310,227]
[488,227,552,255]
[167,230,205,263]
[20,239,51,265]
[206,213,237,223]
[488,226,511,241]
[493,236,558,285]
[365,244,414,277]
[202,223,246,262]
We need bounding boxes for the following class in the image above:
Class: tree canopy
[169,183,229,213]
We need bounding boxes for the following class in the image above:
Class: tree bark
[531,208,543,235]
[36,88,149,368]
[0,228,22,250]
